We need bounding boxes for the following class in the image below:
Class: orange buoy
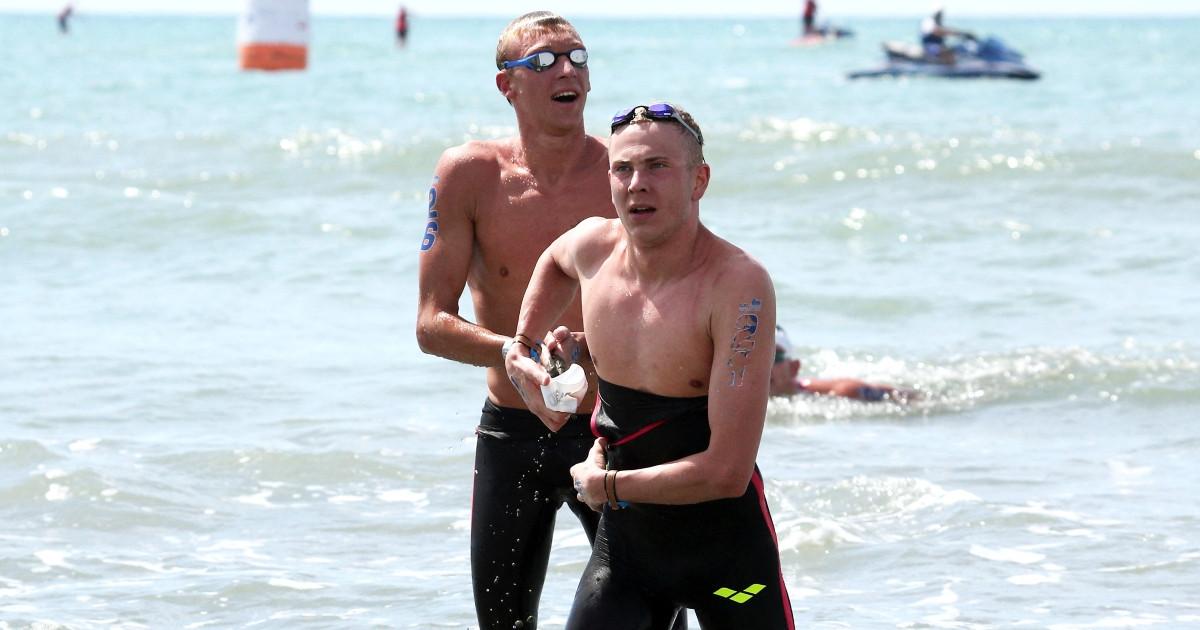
[237,0,309,71]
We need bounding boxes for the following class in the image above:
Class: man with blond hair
[416,12,690,630]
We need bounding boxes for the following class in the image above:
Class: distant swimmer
[920,6,976,64]
[508,102,794,628]
[57,3,73,34]
[770,326,917,402]
[395,5,408,47]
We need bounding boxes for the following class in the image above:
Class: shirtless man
[506,103,794,629]
[414,12,614,630]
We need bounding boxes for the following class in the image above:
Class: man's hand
[504,336,572,431]
[570,438,610,512]
[542,326,584,370]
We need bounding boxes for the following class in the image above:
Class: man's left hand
[570,438,609,512]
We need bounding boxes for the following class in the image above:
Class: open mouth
[552,91,579,103]
[629,205,656,215]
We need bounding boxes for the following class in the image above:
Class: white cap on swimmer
[775,325,794,359]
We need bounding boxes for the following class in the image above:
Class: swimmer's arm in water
[415,144,508,367]
[581,264,777,506]
[800,377,916,402]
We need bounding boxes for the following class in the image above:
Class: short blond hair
[495,11,581,70]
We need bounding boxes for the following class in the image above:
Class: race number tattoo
[419,177,439,251]
[726,298,763,387]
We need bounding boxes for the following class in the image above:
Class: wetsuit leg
[688,476,794,630]
[690,537,794,630]
[470,403,603,630]
[471,431,561,629]
[566,516,681,630]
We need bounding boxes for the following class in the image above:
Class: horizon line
[3,9,1199,18]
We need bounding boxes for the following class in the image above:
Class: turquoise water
[2,13,1198,628]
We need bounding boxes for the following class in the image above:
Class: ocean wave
[706,115,1197,202]
[767,344,1199,422]
[771,475,981,553]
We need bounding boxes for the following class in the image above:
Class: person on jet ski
[920,6,976,64]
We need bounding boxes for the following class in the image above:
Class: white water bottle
[540,363,588,413]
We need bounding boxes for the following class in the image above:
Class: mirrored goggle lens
[531,48,588,71]
[645,103,677,117]
[532,51,557,69]
[610,107,636,128]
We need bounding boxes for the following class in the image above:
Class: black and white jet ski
[847,36,1040,80]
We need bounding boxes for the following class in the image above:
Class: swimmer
[507,102,794,628]
[416,12,684,630]
[770,325,917,402]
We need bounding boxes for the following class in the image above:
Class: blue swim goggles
[610,103,704,146]
[501,48,588,72]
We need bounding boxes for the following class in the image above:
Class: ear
[691,162,711,201]
[496,70,514,104]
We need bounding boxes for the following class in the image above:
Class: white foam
[68,438,101,452]
[911,582,959,607]
[44,484,70,501]
[233,489,274,507]
[377,488,428,507]
[268,577,327,591]
[34,550,70,568]
[970,544,1046,565]
[1008,573,1061,585]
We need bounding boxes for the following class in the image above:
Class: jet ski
[791,23,855,47]
[813,24,855,38]
[847,36,1039,80]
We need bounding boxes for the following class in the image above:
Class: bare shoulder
[434,138,509,179]
[430,139,515,222]
[582,133,610,163]
[572,215,618,239]
[564,216,622,265]
[706,233,774,293]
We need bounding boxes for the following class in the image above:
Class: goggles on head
[610,103,703,147]
[502,48,588,72]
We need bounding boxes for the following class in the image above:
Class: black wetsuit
[567,379,794,629]
[471,401,599,629]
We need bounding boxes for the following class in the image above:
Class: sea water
[1,13,1198,628]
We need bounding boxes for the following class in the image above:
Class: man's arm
[572,261,777,507]
[504,221,598,429]
[415,144,507,367]
[512,221,593,344]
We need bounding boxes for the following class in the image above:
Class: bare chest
[582,275,714,394]
[474,172,612,280]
